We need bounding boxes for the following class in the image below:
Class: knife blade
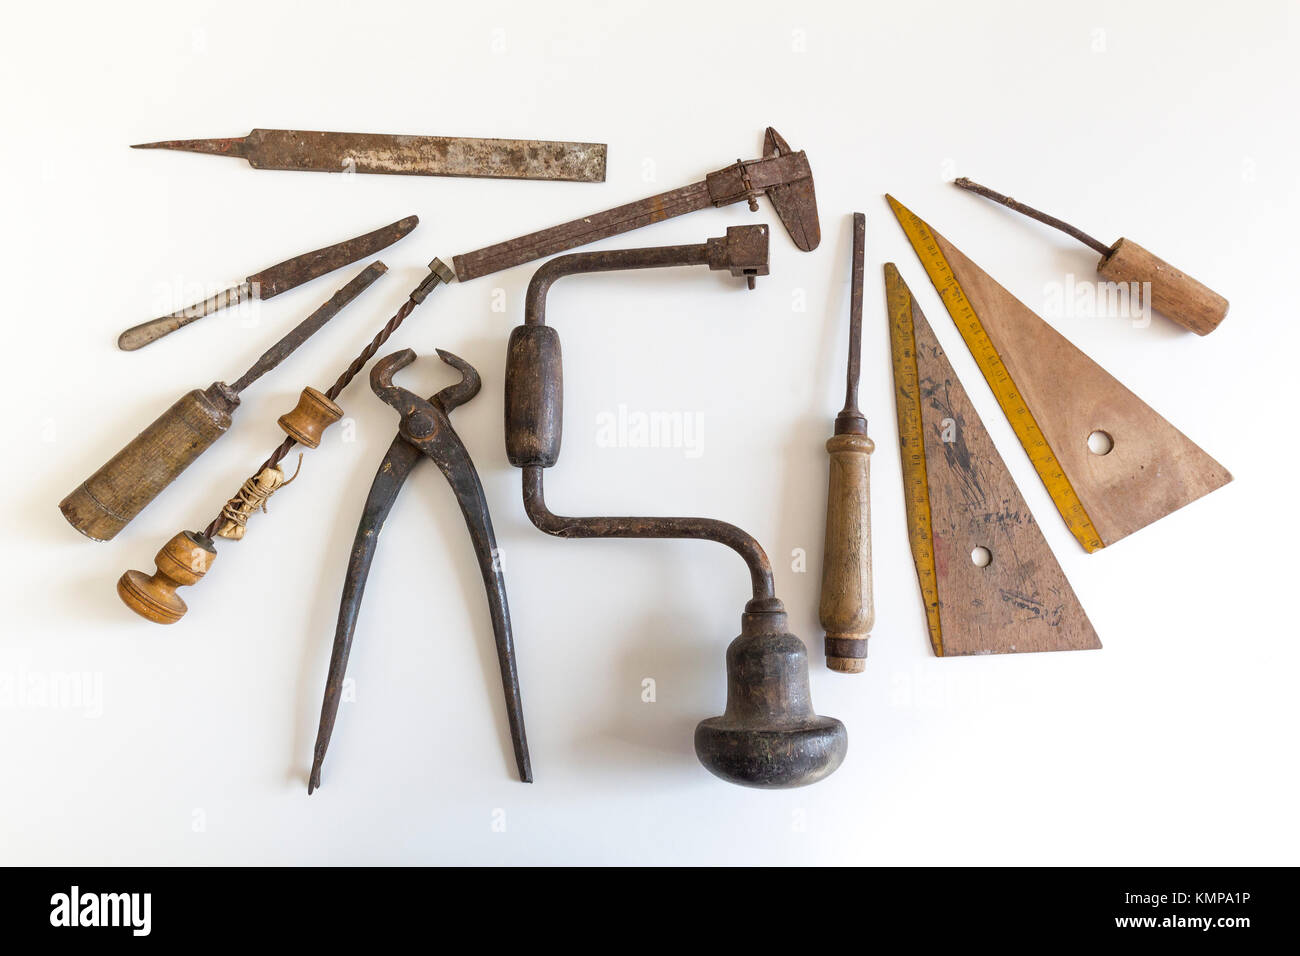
[118,215,418,350]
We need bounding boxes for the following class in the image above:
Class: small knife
[118,215,418,350]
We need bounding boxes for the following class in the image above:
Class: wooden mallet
[954,177,1228,335]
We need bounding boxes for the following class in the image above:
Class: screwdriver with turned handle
[819,212,875,673]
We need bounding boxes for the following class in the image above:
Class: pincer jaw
[369,349,483,437]
[432,349,481,412]
[369,348,418,393]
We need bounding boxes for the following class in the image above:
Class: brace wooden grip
[59,383,238,542]
[818,432,875,673]
[504,325,563,467]
[1096,238,1228,336]
[278,387,342,448]
[117,531,217,624]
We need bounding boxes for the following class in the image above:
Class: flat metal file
[132,129,607,183]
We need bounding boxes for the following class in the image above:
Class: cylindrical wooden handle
[117,531,217,624]
[1095,238,1228,336]
[504,325,563,468]
[59,383,238,541]
[819,431,875,673]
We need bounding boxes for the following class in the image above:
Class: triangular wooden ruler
[886,195,1231,550]
[886,263,1100,656]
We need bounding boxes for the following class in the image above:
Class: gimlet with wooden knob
[819,212,876,673]
[953,177,1228,335]
[117,531,217,625]
[116,260,457,625]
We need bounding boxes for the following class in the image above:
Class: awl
[954,177,1229,335]
[132,129,607,183]
[117,215,417,350]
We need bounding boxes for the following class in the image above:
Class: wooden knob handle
[1096,238,1228,336]
[277,387,343,448]
[117,531,217,624]
[819,432,875,673]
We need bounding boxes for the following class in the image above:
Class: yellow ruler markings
[885,265,944,657]
[886,196,1104,553]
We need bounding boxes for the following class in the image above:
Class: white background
[3,0,1297,865]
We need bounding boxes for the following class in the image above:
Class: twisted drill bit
[202,260,455,538]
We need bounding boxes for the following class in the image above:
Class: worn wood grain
[59,386,236,541]
[277,387,343,449]
[117,531,217,625]
[890,266,1100,656]
[819,432,875,671]
[934,232,1233,547]
[1097,237,1229,336]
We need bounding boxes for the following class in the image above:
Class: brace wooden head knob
[117,531,217,625]
[695,603,847,788]
[277,387,342,448]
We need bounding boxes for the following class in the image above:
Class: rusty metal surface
[201,261,451,540]
[522,467,776,602]
[229,261,387,393]
[118,215,417,350]
[512,233,775,598]
[246,215,419,297]
[452,126,819,281]
[503,233,844,787]
[518,227,770,326]
[953,176,1112,255]
[835,212,867,436]
[133,129,607,182]
[758,126,820,252]
[309,349,531,792]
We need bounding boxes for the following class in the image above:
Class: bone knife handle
[117,282,254,351]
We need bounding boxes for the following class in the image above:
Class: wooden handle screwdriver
[819,213,875,673]
[117,260,455,624]
[60,262,387,542]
